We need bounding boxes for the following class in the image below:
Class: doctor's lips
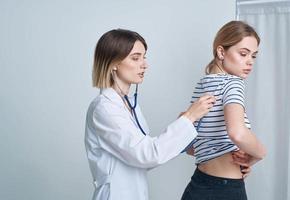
[138,72,145,78]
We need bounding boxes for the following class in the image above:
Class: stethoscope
[181,74,224,153]
[123,84,147,135]
[112,70,146,135]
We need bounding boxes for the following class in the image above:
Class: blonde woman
[181,21,267,200]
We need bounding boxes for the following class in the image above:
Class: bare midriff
[197,152,243,179]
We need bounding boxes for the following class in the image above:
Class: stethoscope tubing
[124,85,147,135]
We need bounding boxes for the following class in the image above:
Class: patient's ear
[216,45,225,60]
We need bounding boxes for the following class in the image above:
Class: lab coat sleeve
[91,103,197,169]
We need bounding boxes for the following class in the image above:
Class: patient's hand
[232,150,252,178]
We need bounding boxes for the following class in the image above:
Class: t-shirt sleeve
[222,78,245,109]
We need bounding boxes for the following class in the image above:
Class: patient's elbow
[228,128,267,160]
[253,148,266,161]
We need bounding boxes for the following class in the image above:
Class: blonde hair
[92,29,147,88]
[205,21,260,74]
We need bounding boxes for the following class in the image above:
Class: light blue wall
[0,1,235,199]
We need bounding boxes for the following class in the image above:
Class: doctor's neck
[111,72,130,96]
[112,81,130,96]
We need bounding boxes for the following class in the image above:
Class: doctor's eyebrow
[240,48,258,54]
[130,52,146,56]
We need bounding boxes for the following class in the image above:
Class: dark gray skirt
[181,168,247,200]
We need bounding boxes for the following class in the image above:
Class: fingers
[232,152,251,168]
[233,160,250,168]
[183,94,216,122]
[241,166,251,173]
[232,155,249,162]
[186,147,195,156]
[232,150,246,157]
[241,166,251,179]
[232,151,250,160]
[199,93,215,101]
[199,94,216,108]
[233,156,251,179]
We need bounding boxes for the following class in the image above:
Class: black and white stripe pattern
[191,74,251,164]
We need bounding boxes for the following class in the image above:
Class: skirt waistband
[192,168,245,187]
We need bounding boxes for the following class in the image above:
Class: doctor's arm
[91,95,215,169]
[92,105,193,169]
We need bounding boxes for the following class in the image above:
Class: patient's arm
[225,104,266,161]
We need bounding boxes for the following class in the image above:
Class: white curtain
[237,1,290,200]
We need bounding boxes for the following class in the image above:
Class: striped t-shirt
[191,73,251,164]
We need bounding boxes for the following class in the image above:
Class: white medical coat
[85,88,197,200]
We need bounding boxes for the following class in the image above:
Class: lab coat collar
[100,87,146,134]
[100,87,125,107]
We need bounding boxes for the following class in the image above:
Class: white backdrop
[237,1,290,200]
[0,1,235,200]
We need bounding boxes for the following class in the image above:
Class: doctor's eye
[132,56,140,61]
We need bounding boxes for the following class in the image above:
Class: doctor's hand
[186,146,195,156]
[182,94,215,123]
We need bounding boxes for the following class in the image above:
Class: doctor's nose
[141,60,148,69]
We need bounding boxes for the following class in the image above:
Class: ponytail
[205,59,216,74]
